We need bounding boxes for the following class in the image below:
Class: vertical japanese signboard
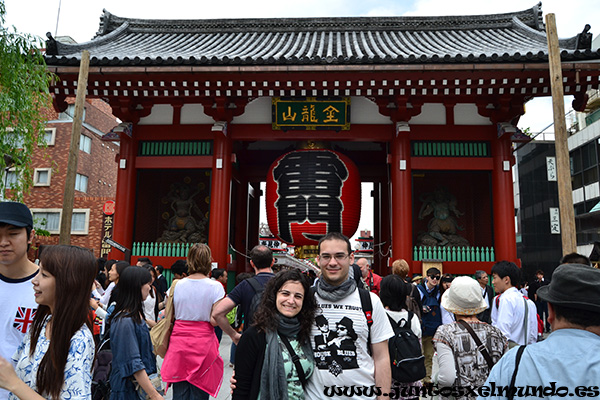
[272,97,350,130]
[546,157,557,181]
[549,207,560,234]
[100,200,115,258]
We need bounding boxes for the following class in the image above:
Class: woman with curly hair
[233,268,317,400]
[0,245,96,400]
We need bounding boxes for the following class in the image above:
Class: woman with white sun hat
[432,276,508,399]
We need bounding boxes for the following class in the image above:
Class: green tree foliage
[0,0,53,201]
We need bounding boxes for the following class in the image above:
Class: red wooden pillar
[492,134,517,262]
[110,131,137,260]
[208,127,232,269]
[390,126,413,272]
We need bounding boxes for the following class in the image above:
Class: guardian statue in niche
[157,178,207,243]
[416,187,470,248]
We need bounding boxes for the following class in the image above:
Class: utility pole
[59,50,89,244]
[546,14,577,255]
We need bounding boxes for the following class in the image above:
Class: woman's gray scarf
[314,264,357,302]
[260,315,314,399]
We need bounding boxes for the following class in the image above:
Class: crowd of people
[0,200,599,400]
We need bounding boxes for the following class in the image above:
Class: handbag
[150,279,179,358]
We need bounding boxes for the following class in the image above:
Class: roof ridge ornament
[576,24,593,50]
[97,9,114,37]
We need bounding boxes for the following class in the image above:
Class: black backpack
[91,338,112,400]
[245,277,266,327]
[388,312,426,383]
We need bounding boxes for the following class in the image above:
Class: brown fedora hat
[537,263,600,313]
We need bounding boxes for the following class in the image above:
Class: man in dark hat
[0,202,38,400]
[480,263,600,399]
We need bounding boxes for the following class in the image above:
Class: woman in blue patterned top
[0,245,97,399]
[108,267,163,400]
[233,269,317,400]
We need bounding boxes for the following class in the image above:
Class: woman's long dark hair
[29,245,97,400]
[107,260,131,305]
[252,269,316,342]
[109,266,152,325]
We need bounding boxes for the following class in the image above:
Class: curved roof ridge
[93,4,545,36]
[47,21,129,56]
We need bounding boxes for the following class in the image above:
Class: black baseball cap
[0,202,33,229]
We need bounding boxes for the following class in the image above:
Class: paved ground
[163,333,234,400]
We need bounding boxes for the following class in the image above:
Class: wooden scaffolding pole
[59,50,90,244]
[545,14,577,255]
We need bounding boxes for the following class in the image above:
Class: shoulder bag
[456,319,494,369]
[150,279,180,358]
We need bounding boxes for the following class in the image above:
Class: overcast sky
[4,0,599,248]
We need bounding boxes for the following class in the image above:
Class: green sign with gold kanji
[272,97,350,130]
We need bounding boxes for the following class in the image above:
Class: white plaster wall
[454,104,492,125]
[180,104,214,124]
[350,97,391,124]
[410,103,446,125]
[138,105,174,125]
[234,97,272,124]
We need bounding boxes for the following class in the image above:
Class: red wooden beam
[230,124,393,141]
[135,156,213,169]
[411,157,493,170]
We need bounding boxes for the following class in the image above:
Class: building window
[3,129,24,149]
[41,128,56,146]
[4,169,18,186]
[31,208,90,235]
[32,211,60,232]
[80,135,92,154]
[75,174,88,193]
[58,105,85,121]
[33,168,51,186]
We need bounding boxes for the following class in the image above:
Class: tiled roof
[45,3,599,66]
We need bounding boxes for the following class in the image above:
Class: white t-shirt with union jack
[0,270,38,400]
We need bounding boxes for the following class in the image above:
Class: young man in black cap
[480,263,600,399]
[0,202,38,400]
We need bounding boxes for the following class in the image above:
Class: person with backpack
[108,266,164,400]
[432,277,507,399]
[305,232,394,400]
[212,245,275,345]
[233,269,317,400]
[416,267,443,383]
[379,274,424,400]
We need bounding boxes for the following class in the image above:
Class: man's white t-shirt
[0,271,38,400]
[491,287,537,345]
[306,289,394,400]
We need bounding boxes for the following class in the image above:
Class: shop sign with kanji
[272,97,350,130]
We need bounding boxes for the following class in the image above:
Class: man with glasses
[306,232,393,400]
[416,267,442,383]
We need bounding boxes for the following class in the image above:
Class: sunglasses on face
[428,275,441,280]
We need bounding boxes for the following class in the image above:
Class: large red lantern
[265,149,361,246]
